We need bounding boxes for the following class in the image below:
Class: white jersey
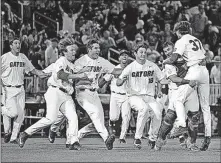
[74,54,115,89]
[173,34,206,67]
[43,56,77,95]
[164,64,178,90]
[119,60,164,96]
[103,64,126,94]
[1,52,35,86]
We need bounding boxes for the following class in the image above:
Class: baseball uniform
[119,60,164,141]
[164,64,199,119]
[103,64,131,140]
[1,51,35,142]
[24,56,80,145]
[74,54,115,142]
[173,34,211,137]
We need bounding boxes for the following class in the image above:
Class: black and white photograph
[1,0,221,162]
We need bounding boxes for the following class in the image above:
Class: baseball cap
[119,49,129,56]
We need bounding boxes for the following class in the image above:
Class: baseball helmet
[173,21,191,34]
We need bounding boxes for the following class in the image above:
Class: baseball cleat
[148,139,156,149]
[69,142,81,150]
[170,126,188,138]
[154,138,166,151]
[105,135,115,150]
[48,130,56,143]
[4,133,12,143]
[119,139,126,144]
[179,136,187,149]
[18,132,29,148]
[134,139,142,149]
[10,139,18,144]
[188,143,200,151]
[200,136,211,151]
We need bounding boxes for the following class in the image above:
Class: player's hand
[157,91,163,98]
[122,76,128,82]
[189,80,197,88]
[78,73,93,82]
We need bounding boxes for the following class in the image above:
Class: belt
[5,85,23,88]
[50,85,68,94]
[112,91,126,95]
[79,88,96,92]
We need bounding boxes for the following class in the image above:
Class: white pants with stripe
[128,95,162,140]
[76,89,109,142]
[25,86,79,144]
[109,92,131,140]
[174,64,211,136]
[1,86,25,141]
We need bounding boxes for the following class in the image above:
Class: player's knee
[164,109,177,125]
[187,111,200,128]
[8,109,18,118]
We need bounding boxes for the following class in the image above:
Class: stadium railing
[33,11,59,34]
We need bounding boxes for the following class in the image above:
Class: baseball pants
[50,111,70,145]
[25,86,79,144]
[109,93,131,140]
[76,89,109,142]
[128,95,152,140]
[1,86,25,141]
[147,100,163,141]
[174,64,211,136]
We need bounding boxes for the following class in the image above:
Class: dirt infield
[1,137,221,162]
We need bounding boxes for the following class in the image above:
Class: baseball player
[63,39,122,150]
[1,38,49,144]
[163,21,212,151]
[98,49,131,143]
[18,37,90,150]
[154,41,200,151]
[116,43,164,149]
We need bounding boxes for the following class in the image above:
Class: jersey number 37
[189,39,202,51]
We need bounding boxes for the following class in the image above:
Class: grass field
[1,137,221,162]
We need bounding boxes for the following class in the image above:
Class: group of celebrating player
[1,21,211,152]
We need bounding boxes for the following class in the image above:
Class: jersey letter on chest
[10,62,25,67]
[131,70,154,77]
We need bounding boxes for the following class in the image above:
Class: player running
[154,41,200,151]
[1,38,49,144]
[99,49,131,143]
[18,37,90,150]
[163,21,212,151]
[116,43,164,149]
[60,39,122,150]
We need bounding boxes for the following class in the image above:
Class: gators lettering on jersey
[1,52,35,86]
[74,54,115,89]
[119,60,164,96]
[173,34,206,67]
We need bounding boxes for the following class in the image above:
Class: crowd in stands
[2,0,221,135]
[2,0,221,87]
[2,1,221,84]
